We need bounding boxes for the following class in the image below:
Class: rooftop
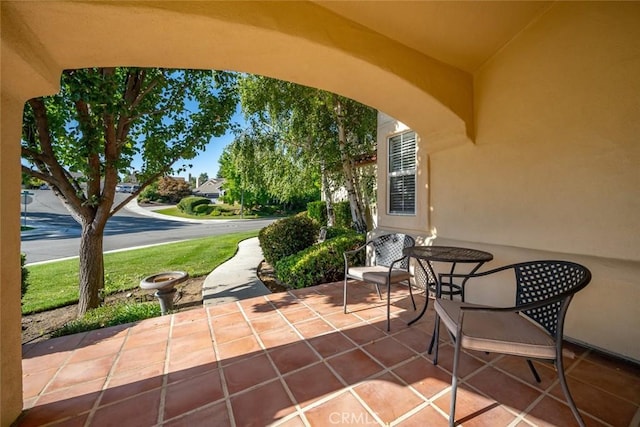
[19,282,640,426]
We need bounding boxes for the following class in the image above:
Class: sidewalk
[202,236,271,306]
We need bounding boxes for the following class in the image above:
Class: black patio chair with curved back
[430,260,592,427]
[343,233,416,331]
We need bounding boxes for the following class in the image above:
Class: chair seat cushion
[435,298,556,360]
[347,266,411,286]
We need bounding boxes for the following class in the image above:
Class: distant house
[193,178,225,201]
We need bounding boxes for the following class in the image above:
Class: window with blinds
[388,131,416,214]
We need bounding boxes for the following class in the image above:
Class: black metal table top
[403,246,494,263]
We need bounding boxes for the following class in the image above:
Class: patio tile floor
[19,281,640,426]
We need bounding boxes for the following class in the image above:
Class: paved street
[20,189,274,264]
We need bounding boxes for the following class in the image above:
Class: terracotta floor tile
[163,369,224,420]
[21,382,102,426]
[22,333,86,359]
[77,323,130,346]
[162,401,231,426]
[307,333,356,359]
[23,367,58,400]
[548,376,638,426]
[114,340,167,373]
[207,302,240,317]
[67,337,125,364]
[391,327,433,354]
[268,341,320,375]
[322,312,365,329]
[91,389,162,427]
[22,351,71,375]
[353,373,424,424]
[101,365,164,406]
[45,354,116,392]
[525,396,604,427]
[249,312,290,334]
[433,385,516,427]
[258,326,301,349]
[211,312,246,328]
[341,323,387,346]
[167,347,217,378]
[170,318,210,338]
[294,317,335,338]
[216,335,263,363]
[223,352,278,395]
[272,414,307,427]
[568,358,640,403]
[493,355,558,390]
[212,321,254,343]
[326,349,383,385]
[303,390,377,426]
[169,330,214,353]
[466,366,541,412]
[392,357,451,399]
[396,404,449,426]
[362,336,416,368]
[122,326,170,350]
[281,306,319,324]
[229,380,295,426]
[171,307,208,323]
[283,362,344,407]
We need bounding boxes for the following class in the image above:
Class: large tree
[236,75,376,230]
[21,67,238,315]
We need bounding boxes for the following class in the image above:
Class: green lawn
[155,206,258,220]
[22,231,258,314]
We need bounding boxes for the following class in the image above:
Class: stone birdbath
[140,271,189,315]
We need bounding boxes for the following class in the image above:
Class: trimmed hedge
[177,196,211,215]
[274,234,366,289]
[258,213,319,265]
[307,201,327,225]
[334,201,352,229]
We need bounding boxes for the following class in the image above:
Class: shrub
[274,234,366,288]
[138,181,160,203]
[324,226,359,240]
[259,213,319,265]
[193,203,213,215]
[21,253,29,299]
[307,201,327,225]
[177,196,211,215]
[334,201,352,229]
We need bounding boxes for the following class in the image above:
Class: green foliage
[52,302,161,337]
[138,180,160,203]
[307,201,327,225]
[177,196,211,214]
[21,253,29,299]
[258,213,319,265]
[274,234,365,288]
[193,203,213,215]
[334,201,353,229]
[324,226,359,240]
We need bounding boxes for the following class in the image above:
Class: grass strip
[22,231,258,314]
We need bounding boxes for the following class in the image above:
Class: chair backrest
[513,261,591,337]
[369,233,415,269]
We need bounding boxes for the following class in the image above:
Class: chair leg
[386,281,391,331]
[408,280,417,310]
[526,359,542,383]
[449,334,462,427]
[556,352,586,427]
[430,313,441,365]
[375,284,382,299]
[343,277,348,314]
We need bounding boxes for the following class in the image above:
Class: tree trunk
[321,161,335,227]
[77,223,106,316]
[334,98,367,232]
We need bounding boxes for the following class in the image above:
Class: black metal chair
[430,260,592,427]
[343,233,416,331]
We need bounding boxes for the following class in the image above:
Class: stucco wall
[378,3,640,362]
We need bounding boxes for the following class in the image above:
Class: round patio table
[402,246,493,328]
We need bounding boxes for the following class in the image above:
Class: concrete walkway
[202,237,271,306]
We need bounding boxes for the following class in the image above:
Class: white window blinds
[388,131,416,214]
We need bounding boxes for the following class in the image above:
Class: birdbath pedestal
[140,271,189,315]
